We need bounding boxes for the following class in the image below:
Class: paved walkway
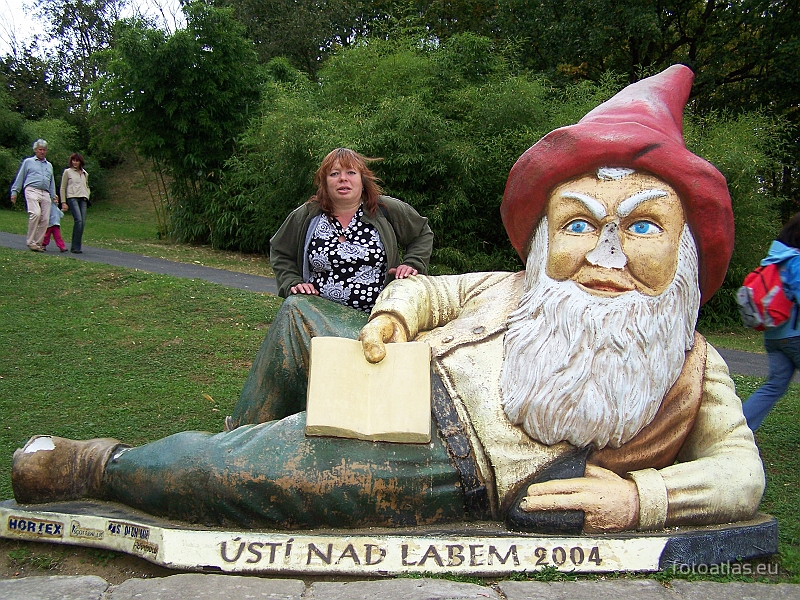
[2,231,796,597]
[0,231,277,294]
[0,230,774,379]
[1,574,799,600]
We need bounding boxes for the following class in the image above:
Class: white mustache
[500,220,700,449]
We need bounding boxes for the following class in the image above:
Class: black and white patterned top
[307,206,387,312]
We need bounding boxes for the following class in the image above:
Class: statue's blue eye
[566,220,595,234]
[628,221,662,235]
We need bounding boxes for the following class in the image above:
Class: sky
[1,0,37,55]
[0,0,184,57]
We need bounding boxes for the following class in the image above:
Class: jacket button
[442,335,454,343]
[472,326,485,335]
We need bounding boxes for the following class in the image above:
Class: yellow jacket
[370,272,765,529]
[59,167,90,201]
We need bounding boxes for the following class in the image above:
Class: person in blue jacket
[743,212,800,430]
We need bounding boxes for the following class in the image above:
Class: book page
[305,337,431,443]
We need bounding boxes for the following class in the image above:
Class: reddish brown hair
[68,153,85,170]
[310,148,383,217]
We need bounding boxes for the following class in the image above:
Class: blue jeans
[66,197,88,251]
[742,335,800,430]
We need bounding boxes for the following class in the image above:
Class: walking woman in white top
[60,153,91,254]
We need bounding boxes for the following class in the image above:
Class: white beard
[499,219,701,450]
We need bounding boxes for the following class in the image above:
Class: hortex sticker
[107,520,150,540]
[132,539,159,556]
[70,520,104,540]
[7,515,64,538]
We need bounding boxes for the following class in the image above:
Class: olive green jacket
[269,196,434,298]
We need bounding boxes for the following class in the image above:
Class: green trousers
[105,295,464,529]
[230,294,373,427]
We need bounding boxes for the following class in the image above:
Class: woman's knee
[756,378,790,398]
[280,293,311,313]
[280,293,332,314]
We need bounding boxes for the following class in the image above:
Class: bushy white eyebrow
[617,189,668,217]
[560,188,669,221]
[560,192,606,219]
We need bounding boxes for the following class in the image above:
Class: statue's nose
[585,220,627,269]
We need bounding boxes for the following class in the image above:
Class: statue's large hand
[519,465,639,532]
[358,314,408,363]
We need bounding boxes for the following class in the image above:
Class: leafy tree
[688,2,800,222]
[493,0,795,87]
[33,0,126,116]
[491,0,800,221]
[0,47,62,120]
[0,86,28,150]
[208,33,784,329]
[0,87,31,205]
[219,0,390,77]
[94,2,262,241]
[402,0,498,39]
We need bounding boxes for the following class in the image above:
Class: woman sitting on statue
[224,147,433,430]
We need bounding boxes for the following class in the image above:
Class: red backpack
[736,263,796,331]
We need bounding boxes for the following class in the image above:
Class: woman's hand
[389,264,418,279]
[359,314,408,363]
[290,282,319,295]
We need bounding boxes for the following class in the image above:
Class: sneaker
[28,244,43,252]
[41,245,47,251]
[70,249,83,254]
[60,248,68,253]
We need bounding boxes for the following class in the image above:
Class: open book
[305,337,431,443]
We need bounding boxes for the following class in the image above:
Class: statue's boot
[12,436,128,504]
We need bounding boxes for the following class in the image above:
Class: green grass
[737,373,800,583]
[7,546,66,571]
[0,247,282,501]
[700,328,766,354]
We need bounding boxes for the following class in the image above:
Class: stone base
[0,500,777,576]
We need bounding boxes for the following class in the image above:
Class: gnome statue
[12,65,763,535]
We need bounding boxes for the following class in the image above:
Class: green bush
[210,34,623,272]
[208,34,785,290]
[20,118,78,178]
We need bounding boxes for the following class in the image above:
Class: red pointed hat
[501,64,734,304]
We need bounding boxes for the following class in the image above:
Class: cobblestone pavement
[0,575,799,600]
